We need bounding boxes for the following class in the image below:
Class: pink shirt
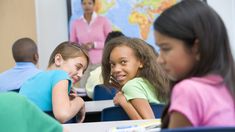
[169,75,235,126]
[70,12,112,64]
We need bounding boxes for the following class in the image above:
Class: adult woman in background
[70,0,112,88]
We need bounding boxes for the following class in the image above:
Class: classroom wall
[207,0,235,57]
[35,0,68,69]
[1,0,234,72]
[0,0,37,72]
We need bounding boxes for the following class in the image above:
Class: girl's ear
[54,54,64,67]
[193,39,200,61]
[139,62,144,69]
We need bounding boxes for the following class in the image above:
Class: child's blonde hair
[48,41,89,69]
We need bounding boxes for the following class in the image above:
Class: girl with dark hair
[154,0,235,128]
[102,36,169,119]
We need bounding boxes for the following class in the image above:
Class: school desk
[63,119,161,132]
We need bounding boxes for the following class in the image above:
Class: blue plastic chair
[93,85,118,100]
[151,103,165,118]
[101,103,165,121]
[101,105,129,121]
[161,127,235,132]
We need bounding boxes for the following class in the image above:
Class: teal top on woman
[122,77,160,103]
[0,92,62,132]
[19,70,72,111]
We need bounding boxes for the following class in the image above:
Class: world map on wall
[69,0,178,50]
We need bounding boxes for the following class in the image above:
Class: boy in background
[0,38,41,92]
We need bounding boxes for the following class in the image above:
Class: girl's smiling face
[55,54,88,84]
[109,45,143,86]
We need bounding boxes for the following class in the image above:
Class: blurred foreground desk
[84,100,114,122]
[63,119,161,132]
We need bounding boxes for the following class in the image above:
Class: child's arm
[130,98,155,119]
[52,80,84,123]
[114,92,155,119]
[168,111,192,128]
[114,92,142,120]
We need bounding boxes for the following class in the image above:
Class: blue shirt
[0,62,41,92]
[19,70,72,111]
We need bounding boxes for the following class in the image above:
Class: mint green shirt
[0,92,62,132]
[122,77,160,103]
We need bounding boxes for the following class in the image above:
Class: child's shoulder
[125,77,152,88]
[46,70,67,75]
[0,92,26,101]
[177,74,222,86]
[34,70,68,79]
[128,77,145,83]
[174,75,223,93]
[25,70,68,81]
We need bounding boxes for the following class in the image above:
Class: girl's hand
[82,42,94,51]
[109,75,122,90]
[113,92,127,106]
[69,88,78,100]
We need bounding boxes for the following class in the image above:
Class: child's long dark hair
[102,36,170,102]
[154,0,235,128]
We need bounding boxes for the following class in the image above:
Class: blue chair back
[93,85,118,100]
[161,127,235,132]
[101,103,165,121]
[151,103,165,118]
[101,105,129,121]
